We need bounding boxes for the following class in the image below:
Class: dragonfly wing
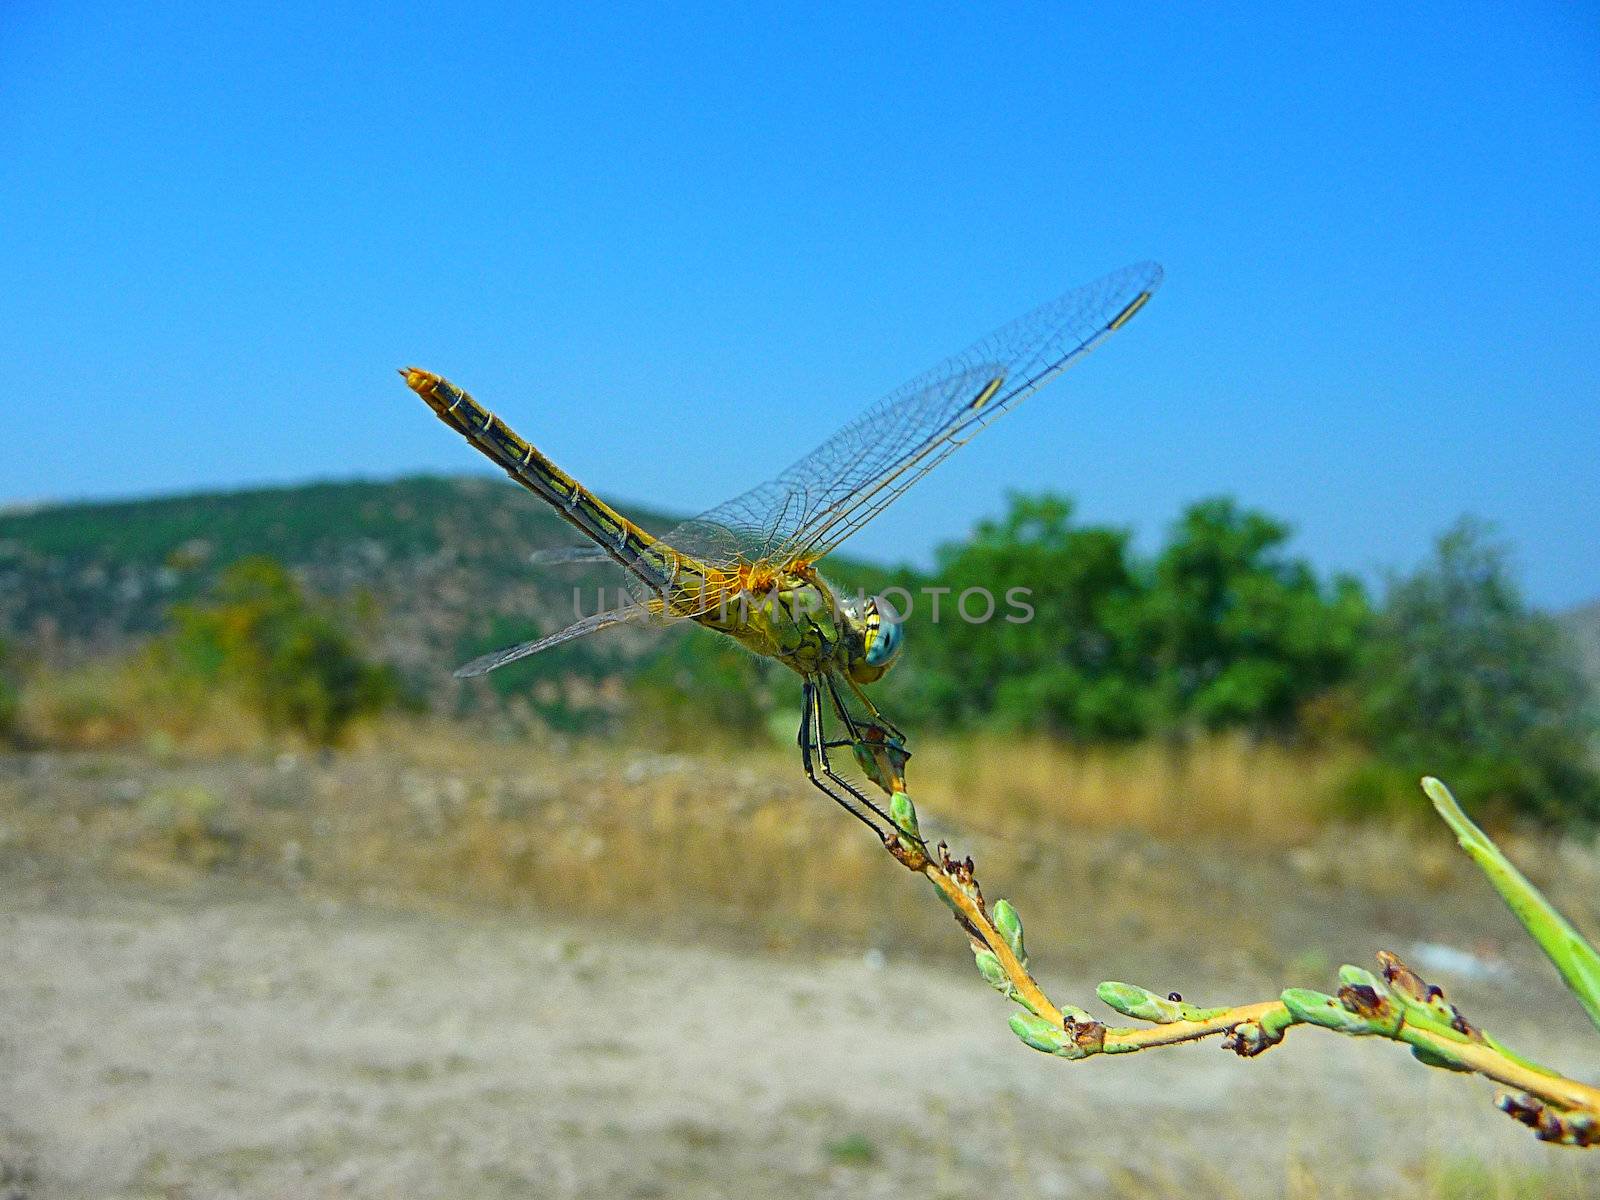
[453,607,643,678]
[660,511,764,568]
[529,546,615,566]
[529,549,678,620]
[669,261,1162,566]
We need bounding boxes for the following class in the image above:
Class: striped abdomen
[401,368,691,600]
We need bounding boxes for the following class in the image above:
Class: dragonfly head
[846,594,905,685]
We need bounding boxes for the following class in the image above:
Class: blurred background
[2,3,1598,1198]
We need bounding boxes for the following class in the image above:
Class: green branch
[879,779,1600,1148]
[1421,777,1600,1034]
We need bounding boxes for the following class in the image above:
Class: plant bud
[890,792,920,840]
[1411,1043,1472,1072]
[1281,987,1391,1035]
[1097,982,1182,1023]
[851,724,910,795]
[973,948,1010,993]
[993,899,1025,963]
[1008,1012,1086,1057]
[1337,965,1387,995]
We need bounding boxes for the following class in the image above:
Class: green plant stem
[1422,777,1600,1034]
[881,787,1600,1147]
[887,834,1063,1025]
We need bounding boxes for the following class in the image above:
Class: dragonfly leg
[811,680,926,851]
[797,680,899,841]
[821,673,871,743]
[823,675,911,772]
[841,673,906,742]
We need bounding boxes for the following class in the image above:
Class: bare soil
[3,746,1599,1197]
[3,864,1598,1199]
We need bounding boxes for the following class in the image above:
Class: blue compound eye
[865,600,905,668]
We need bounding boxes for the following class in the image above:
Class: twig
[877,788,1600,1148]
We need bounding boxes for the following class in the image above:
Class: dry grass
[9,646,1379,832]
[374,719,1362,843]
[7,715,1596,983]
[9,653,1375,844]
[9,656,1598,973]
[908,732,1361,843]
[14,650,268,754]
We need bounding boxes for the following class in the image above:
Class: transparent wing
[525,548,683,625]
[665,261,1162,567]
[453,607,643,678]
[529,546,615,566]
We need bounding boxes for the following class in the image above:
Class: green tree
[1356,518,1600,825]
[171,556,399,747]
[1138,497,1369,735]
[905,494,1149,738]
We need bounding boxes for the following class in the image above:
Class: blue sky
[4,2,1597,606]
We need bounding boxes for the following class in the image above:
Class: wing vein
[662,261,1162,568]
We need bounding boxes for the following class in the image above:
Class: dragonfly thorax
[692,568,903,684]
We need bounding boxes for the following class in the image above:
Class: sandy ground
[3,866,1599,1200]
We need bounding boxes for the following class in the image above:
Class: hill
[0,475,702,707]
[0,475,891,722]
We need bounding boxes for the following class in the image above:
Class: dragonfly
[401,260,1161,844]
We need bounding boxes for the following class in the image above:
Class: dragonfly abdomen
[402,368,688,598]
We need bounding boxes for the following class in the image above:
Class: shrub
[895,493,1370,742]
[907,494,1149,737]
[171,556,399,748]
[1356,518,1600,826]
